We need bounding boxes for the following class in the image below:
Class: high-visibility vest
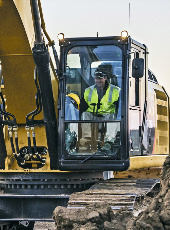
[84,84,120,115]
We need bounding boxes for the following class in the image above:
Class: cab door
[58,37,130,171]
[129,39,148,155]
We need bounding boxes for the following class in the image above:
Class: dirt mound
[53,156,170,230]
[133,195,153,217]
[53,204,133,230]
[127,155,170,230]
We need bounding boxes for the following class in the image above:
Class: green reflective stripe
[108,85,120,102]
[88,85,95,101]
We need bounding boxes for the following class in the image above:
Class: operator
[80,64,120,120]
[79,64,120,147]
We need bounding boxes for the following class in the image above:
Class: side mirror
[132,58,144,78]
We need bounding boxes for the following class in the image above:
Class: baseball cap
[94,63,113,79]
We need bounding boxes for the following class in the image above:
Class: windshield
[64,45,122,157]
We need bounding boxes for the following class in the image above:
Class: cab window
[64,45,122,156]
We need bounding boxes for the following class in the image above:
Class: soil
[41,155,170,230]
[127,155,170,230]
[34,221,56,230]
[53,203,134,230]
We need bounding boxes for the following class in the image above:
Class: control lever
[90,103,96,120]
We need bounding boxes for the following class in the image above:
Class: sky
[41,0,170,95]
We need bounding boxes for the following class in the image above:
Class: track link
[68,178,160,210]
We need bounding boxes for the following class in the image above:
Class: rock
[164,225,170,230]
[97,204,112,221]
[126,217,137,230]
[53,206,87,229]
[145,211,164,230]
[135,220,154,230]
[131,203,164,230]
[104,220,124,230]
[159,210,170,225]
[73,222,98,230]
[87,210,100,223]
[144,198,159,213]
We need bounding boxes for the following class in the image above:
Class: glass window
[65,122,120,157]
[64,45,122,156]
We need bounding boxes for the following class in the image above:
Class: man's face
[94,76,107,89]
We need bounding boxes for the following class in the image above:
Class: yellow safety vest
[84,84,120,115]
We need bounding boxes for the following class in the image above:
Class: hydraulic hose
[26,126,44,163]
[26,67,43,126]
[32,128,37,154]
[0,92,26,165]
[14,127,19,155]
[26,126,32,156]
[26,128,40,161]
[31,0,43,44]
[37,0,53,46]
[9,128,15,154]
[25,67,44,163]
[37,0,60,73]
[31,67,43,121]
[31,127,42,161]
[14,128,26,165]
[9,127,25,165]
[0,92,17,125]
[0,116,7,169]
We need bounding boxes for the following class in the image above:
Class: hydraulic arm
[31,0,58,169]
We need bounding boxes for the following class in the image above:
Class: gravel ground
[34,221,56,230]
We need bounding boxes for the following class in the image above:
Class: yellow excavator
[0,0,169,229]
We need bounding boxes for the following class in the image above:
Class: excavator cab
[58,34,130,170]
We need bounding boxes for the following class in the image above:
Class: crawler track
[0,172,102,222]
[68,178,160,210]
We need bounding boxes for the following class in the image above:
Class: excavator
[0,0,169,229]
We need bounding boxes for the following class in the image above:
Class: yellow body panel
[0,0,58,171]
[0,0,40,124]
[114,167,162,179]
[13,0,35,48]
[129,155,167,170]
[114,155,168,178]
[153,89,169,155]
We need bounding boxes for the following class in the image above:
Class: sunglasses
[94,71,106,78]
